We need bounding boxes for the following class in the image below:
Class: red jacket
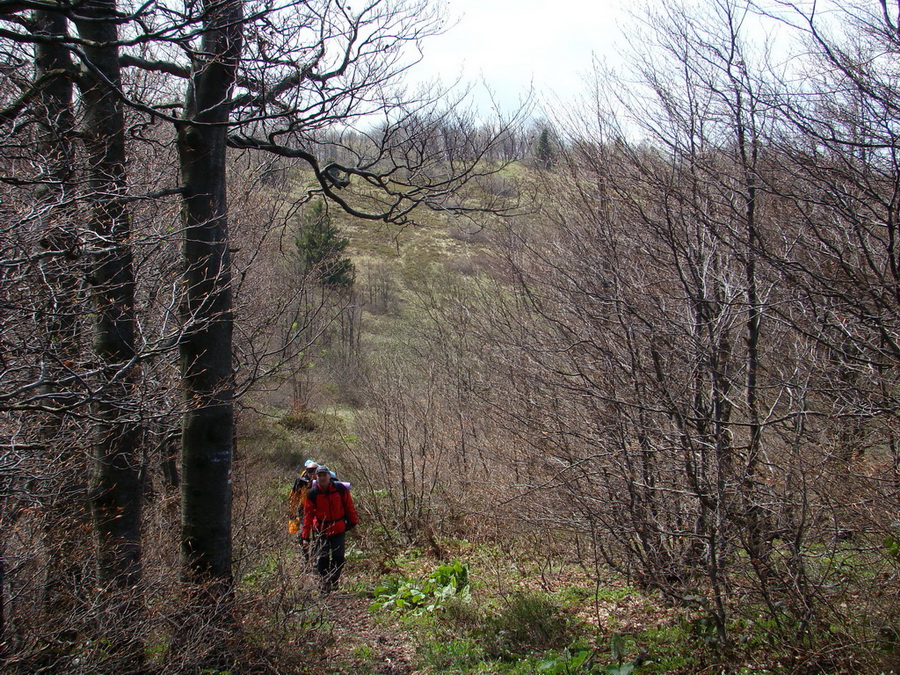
[302,481,358,539]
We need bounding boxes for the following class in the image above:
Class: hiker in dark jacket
[302,464,359,591]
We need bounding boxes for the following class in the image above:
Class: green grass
[559,583,641,606]
[239,553,281,591]
[351,644,377,667]
[417,636,487,673]
[480,592,574,659]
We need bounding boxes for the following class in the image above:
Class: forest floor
[241,497,887,675]
[279,542,662,675]
[270,553,421,675]
[315,590,416,675]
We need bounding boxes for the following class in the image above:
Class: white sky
[412,0,629,115]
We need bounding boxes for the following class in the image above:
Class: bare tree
[759,0,900,477]
[74,0,143,602]
[432,1,900,662]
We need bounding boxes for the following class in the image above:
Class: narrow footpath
[311,590,416,675]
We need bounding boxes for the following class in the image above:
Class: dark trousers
[312,531,346,589]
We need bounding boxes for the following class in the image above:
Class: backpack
[288,474,311,527]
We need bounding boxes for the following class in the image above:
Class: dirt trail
[314,590,416,675]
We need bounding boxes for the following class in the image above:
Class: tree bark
[74,0,142,591]
[177,0,242,585]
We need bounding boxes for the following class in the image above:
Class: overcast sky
[411,0,629,115]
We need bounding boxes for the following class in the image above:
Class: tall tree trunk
[34,6,79,401]
[74,0,142,593]
[32,7,88,622]
[0,535,5,650]
[177,0,242,587]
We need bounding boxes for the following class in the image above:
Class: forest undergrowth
[232,411,899,675]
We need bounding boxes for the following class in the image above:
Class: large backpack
[287,474,313,535]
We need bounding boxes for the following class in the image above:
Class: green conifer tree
[296,201,355,288]
[535,127,555,170]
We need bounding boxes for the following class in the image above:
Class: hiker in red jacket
[302,464,359,591]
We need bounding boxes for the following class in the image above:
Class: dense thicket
[353,1,900,670]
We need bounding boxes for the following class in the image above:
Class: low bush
[481,591,573,659]
[278,409,319,432]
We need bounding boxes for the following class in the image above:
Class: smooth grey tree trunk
[74,0,143,592]
[32,7,88,621]
[177,0,242,586]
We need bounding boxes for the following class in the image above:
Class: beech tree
[0,0,141,629]
[74,0,143,598]
[165,0,516,589]
[761,0,900,474]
